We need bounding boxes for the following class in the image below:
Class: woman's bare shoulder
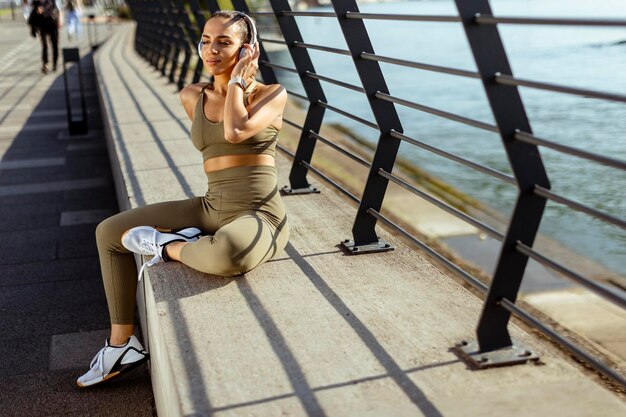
[179,82,209,103]
[254,82,285,94]
[249,82,287,104]
[179,82,210,121]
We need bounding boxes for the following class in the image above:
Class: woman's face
[200,17,245,76]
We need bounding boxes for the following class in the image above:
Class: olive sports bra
[190,82,278,162]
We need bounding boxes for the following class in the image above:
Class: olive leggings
[96,166,289,324]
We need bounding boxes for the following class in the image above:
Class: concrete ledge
[93,24,626,417]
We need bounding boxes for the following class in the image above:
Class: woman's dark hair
[209,10,255,45]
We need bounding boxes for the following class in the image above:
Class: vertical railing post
[330,0,399,253]
[143,0,157,66]
[203,0,221,14]
[146,0,167,70]
[158,0,174,76]
[153,0,173,76]
[164,0,185,84]
[452,0,549,367]
[127,0,139,52]
[203,0,222,22]
[269,0,327,194]
[150,0,163,66]
[173,0,195,89]
[187,0,208,84]
[135,0,147,59]
[134,1,147,58]
[136,0,152,60]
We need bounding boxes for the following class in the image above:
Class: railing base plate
[280,185,320,195]
[340,239,394,255]
[453,339,539,369]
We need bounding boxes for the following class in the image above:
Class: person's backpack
[41,0,59,23]
[28,0,60,34]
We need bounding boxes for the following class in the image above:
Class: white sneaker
[76,335,149,388]
[122,226,202,258]
[122,226,202,280]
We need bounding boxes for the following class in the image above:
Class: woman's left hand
[232,43,260,81]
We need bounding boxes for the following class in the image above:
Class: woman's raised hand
[232,43,260,82]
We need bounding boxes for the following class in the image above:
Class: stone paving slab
[0,177,111,197]
[525,288,626,362]
[60,208,115,226]
[0,157,111,185]
[0,368,154,417]
[0,304,111,342]
[0,156,66,169]
[0,184,117,209]
[0,336,51,376]
[66,142,108,151]
[0,203,65,231]
[0,257,102,286]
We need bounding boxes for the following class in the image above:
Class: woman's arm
[28,8,41,35]
[223,45,287,143]
[223,83,287,143]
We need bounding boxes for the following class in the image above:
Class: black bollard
[87,13,99,50]
[62,48,88,135]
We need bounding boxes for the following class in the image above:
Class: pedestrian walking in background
[28,0,62,74]
[21,0,31,21]
[65,0,81,41]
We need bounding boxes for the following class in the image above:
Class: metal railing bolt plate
[453,339,539,369]
[340,239,394,255]
[280,185,320,195]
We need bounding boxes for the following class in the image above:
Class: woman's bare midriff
[204,154,275,173]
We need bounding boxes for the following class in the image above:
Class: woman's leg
[95,197,218,342]
[110,324,134,346]
[50,29,59,71]
[40,32,49,71]
[178,213,289,277]
[78,198,217,386]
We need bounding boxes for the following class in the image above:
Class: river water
[266,0,626,274]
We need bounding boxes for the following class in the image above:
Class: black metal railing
[125,0,626,388]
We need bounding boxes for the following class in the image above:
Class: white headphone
[197,12,257,60]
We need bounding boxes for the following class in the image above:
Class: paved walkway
[0,21,154,416]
